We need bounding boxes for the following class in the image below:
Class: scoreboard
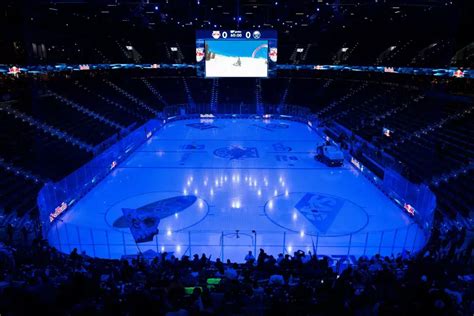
[196,30,278,78]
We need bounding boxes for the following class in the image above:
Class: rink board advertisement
[196,30,278,78]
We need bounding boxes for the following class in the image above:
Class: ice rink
[48,118,426,262]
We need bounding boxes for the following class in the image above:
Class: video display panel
[196,30,278,78]
[205,40,268,77]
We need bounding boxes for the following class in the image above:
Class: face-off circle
[105,191,209,233]
[264,192,369,237]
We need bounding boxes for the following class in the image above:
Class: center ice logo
[294,193,345,234]
[214,146,259,160]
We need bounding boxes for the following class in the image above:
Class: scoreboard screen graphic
[196,30,278,78]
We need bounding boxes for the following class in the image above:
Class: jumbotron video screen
[196,30,278,78]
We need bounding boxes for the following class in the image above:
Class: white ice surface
[49,119,425,262]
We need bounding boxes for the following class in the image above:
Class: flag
[269,48,278,62]
[196,48,205,62]
[122,208,160,243]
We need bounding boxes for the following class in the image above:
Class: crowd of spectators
[0,225,472,316]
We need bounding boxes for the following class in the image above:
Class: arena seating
[105,77,169,110]
[0,109,92,180]
[48,80,145,127]
[1,75,473,227]
[0,232,471,315]
[0,168,42,218]
[186,78,214,105]
[34,95,122,145]
[3,3,469,68]
[432,169,474,220]
[1,1,472,315]
[0,76,160,221]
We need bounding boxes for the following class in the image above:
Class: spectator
[0,231,471,316]
[244,251,255,265]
